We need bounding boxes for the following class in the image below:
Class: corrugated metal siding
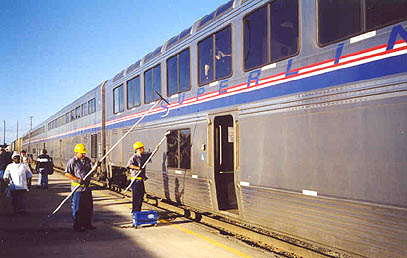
[240,186,407,257]
[145,172,213,211]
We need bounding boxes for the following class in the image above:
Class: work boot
[84,224,96,230]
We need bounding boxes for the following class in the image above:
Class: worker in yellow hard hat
[64,143,96,232]
[126,141,151,213]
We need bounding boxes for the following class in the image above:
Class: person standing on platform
[20,150,33,190]
[3,152,32,215]
[35,149,53,189]
[0,147,11,197]
[64,144,96,232]
[126,141,151,213]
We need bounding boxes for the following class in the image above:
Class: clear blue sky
[0,0,225,145]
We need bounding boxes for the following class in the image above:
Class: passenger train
[21,0,407,257]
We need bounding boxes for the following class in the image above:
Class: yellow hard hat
[133,141,144,150]
[74,143,87,154]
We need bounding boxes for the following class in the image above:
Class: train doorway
[213,115,238,214]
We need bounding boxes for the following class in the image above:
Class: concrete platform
[0,173,279,258]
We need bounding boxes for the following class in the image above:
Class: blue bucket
[132,210,158,227]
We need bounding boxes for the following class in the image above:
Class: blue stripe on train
[43,53,407,142]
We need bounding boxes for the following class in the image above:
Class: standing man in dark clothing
[64,143,96,232]
[0,147,12,197]
[35,149,53,189]
[126,141,151,213]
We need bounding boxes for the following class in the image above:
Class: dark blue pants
[72,189,93,228]
[131,180,145,212]
[11,189,26,213]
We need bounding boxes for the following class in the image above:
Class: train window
[318,0,362,46]
[365,0,407,31]
[216,0,233,17]
[81,102,88,117]
[90,134,97,159]
[127,76,141,109]
[166,36,179,50]
[167,129,191,170]
[88,98,96,114]
[244,0,299,71]
[317,0,407,46]
[167,48,191,96]
[66,112,70,123]
[75,106,81,119]
[70,110,75,121]
[113,85,124,114]
[144,64,162,103]
[198,25,232,86]
[215,26,232,80]
[199,10,216,29]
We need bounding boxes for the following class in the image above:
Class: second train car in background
[22,0,407,257]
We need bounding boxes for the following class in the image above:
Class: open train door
[213,115,238,214]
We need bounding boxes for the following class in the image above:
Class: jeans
[131,180,145,212]
[11,189,26,213]
[0,170,4,197]
[72,189,93,228]
[38,168,48,188]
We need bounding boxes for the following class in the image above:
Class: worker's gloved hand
[77,177,85,185]
[95,161,101,167]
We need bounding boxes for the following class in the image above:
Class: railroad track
[54,167,346,258]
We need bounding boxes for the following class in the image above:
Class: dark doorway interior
[214,115,238,214]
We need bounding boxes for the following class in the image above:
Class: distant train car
[22,1,407,257]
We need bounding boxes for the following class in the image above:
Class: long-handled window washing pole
[123,130,170,194]
[41,92,169,228]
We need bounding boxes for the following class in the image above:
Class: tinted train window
[366,0,407,30]
[198,25,232,86]
[81,102,88,117]
[167,129,191,169]
[244,0,299,70]
[167,48,191,96]
[88,98,96,114]
[318,0,407,46]
[113,85,124,114]
[75,106,81,119]
[127,76,141,109]
[144,64,161,103]
[318,0,362,45]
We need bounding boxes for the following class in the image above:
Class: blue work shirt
[65,156,93,192]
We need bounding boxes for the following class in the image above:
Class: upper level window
[167,129,191,169]
[88,98,96,114]
[75,106,81,119]
[167,48,191,96]
[81,102,88,117]
[198,25,232,86]
[144,64,161,103]
[244,0,299,71]
[127,76,141,109]
[318,0,407,46]
[66,113,70,123]
[70,110,75,121]
[113,85,124,114]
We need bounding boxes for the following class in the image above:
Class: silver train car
[23,1,407,256]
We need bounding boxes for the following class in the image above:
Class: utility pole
[16,121,19,151]
[29,116,33,153]
[3,120,5,146]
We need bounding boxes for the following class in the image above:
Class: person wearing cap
[3,152,33,215]
[64,144,96,232]
[35,149,53,189]
[20,150,33,190]
[126,141,151,213]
